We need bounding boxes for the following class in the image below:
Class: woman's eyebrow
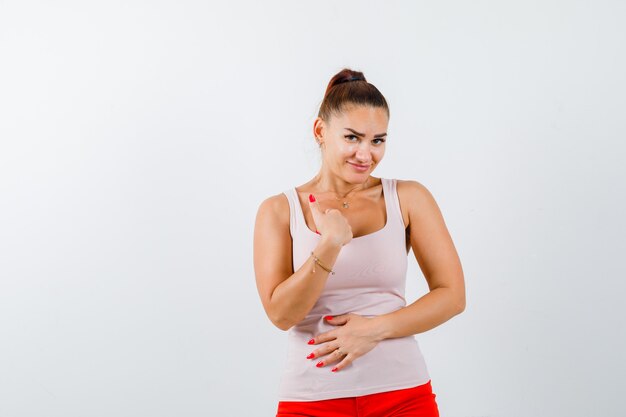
[344,127,387,137]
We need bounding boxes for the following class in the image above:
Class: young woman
[253,68,466,417]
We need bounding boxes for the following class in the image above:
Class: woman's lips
[348,162,370,172]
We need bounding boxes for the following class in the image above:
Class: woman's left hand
[306,313,386,372]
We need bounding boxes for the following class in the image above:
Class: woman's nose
[355,142,372,162]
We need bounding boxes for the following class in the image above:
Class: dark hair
[318,68,390,122]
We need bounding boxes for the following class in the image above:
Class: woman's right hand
[308,194,353,247]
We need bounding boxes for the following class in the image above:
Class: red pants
[276,380,439,417]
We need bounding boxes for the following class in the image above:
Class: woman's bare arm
[253,193,342,331]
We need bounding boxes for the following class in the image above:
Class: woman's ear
[313,117,326,145]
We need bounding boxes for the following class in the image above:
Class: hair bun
[318,68,388,121]
[336,74,366,86]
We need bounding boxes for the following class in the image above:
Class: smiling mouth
[348,162,372,172]
[348,162,371,168]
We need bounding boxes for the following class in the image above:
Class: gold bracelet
[310,251,335,275]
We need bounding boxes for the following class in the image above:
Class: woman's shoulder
[257,190,290,212]
[395,178,431,197]
[394,179,437,225]
[395,177,427,185]
[255,191,291,229]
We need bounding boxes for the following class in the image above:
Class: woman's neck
[311,172,372,197]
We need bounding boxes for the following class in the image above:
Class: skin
[253,104,466,373]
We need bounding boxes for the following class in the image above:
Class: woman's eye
[344,135,385,144]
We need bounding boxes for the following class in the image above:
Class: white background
[1,1,625,416]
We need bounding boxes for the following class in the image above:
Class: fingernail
[331,367,339,372]
[316,361,324,367]
[315,230,321,235]
[324,315,334,321]
[308,339,315,345]
[309,194,316,202]
[306,353,315,359]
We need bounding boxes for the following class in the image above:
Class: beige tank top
[278,178,431,401]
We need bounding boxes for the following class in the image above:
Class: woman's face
[314,105,388,182]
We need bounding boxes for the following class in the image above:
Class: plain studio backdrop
[1,1,624,416]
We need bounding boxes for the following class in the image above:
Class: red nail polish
[331,367,338,372]
[309,194,316,202]
[308,339,315,345]
[324,315,334,321]
[306,353,315,359]
[316,361,324,367]
[315,230,321,235]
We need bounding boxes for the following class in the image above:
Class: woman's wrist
[308,235,342,276]
[317,234,343,251]
[370,314,393,341]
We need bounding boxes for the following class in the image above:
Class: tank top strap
[282,188,303,238]
[381,178,406,231]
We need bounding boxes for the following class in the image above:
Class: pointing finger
[308,194,323,234]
